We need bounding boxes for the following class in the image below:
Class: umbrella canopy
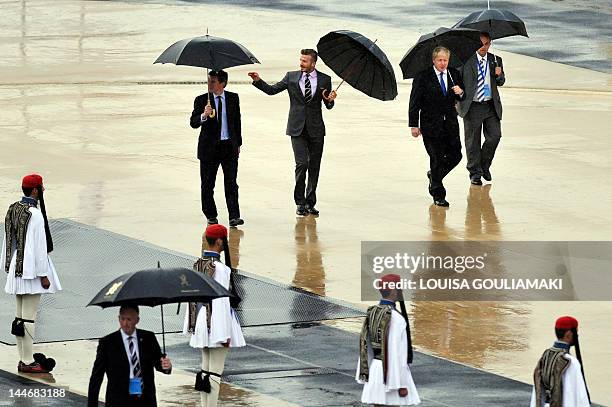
[453,8,528,40]
[400,27,482,79]
[154,34,260,71]
[317,30,397,101]
[87,267,231,308]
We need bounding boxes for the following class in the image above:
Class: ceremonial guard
[184,224,245,407]
[357,274,420,406]
[531,316,590,407]
[1,174,61,373]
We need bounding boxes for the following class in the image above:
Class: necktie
[128,336,141,378]
[477,59,486,102]
[439,72,447,96]
[216,96,223,135]
[304,73,312,103]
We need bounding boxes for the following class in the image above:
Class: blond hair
[432,46,450,59]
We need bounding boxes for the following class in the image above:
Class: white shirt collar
[120,329,137,342]
[478,53,488,63]
[302,70,317,79]
[433,66,446,76]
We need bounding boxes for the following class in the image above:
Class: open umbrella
[453,8,528,40]
[87,266,232,353]
[400,27,482,80]
[154,33,260,118]
[317,30,397,101]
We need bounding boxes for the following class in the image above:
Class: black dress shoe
[471,178,483,185]
[433,198,450,207]
[229,218,244,227]
[207,217,218,225]
[482,169,492,182]
[306,206,319,215]
[296,205,307,216]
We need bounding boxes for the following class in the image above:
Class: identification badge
[483,84,492,97]
[129,377,143,395]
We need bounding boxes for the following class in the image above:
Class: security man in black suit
[88,305,172,407]
[190,70,244,227]
[409,46,466,207]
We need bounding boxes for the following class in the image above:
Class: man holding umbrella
[409,46,465,207]
[458,32,505,185]
[88,304,172,407]
[1,174,62,373]
[248,49,337,216]
[184,223,245,407]
[190,70,244,227]
[530,316,590,407]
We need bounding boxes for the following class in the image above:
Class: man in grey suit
[458,32,505,185]
[248,49,337,216]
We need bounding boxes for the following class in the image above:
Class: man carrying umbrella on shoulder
[184,223,245,407]
[248,49,337,217]
[409,46,465,207]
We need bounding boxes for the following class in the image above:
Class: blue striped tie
[476,59,485,102]
[128,336,141,378]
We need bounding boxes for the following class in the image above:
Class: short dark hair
[555,328,569,340]
[120,304,140,315]
[22,187,34,197]
[480,32,492,41]
[301,48,318,62]
[209,70,228,87]
[205,236,219,247]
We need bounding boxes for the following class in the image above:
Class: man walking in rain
[531,316,590,407]
[1,174,61,373]
[248,49,337,217]
[184,223,245,407]
[458,32,505,185]
[409,46,465,207]
[357,273,420,406]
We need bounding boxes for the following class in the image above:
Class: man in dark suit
[409,46,466,207]
[190,70,244,227]
[458,32,505,185]
[88,305,172,407]
[248,49,337,216]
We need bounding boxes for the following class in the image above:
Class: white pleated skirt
[361,359,421,406]
[4,256,62,295]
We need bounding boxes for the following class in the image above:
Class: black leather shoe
[229,218,244,227]
[306,206,319,215]
[207,217,218,225]
[433,198,450,207]
[471,178,483,185]
[482,169,492,182]
[296,205,307,216]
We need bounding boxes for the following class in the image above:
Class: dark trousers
[463,101,501,179]
[422,119,462,200]
[199,140,240,220]
[291,127,324,207]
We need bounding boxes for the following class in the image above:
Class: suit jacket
[88,329,171,407]
[457,53,505,119]
[253,70,334,137]
[190,91,242,160]
[409,66,466,138]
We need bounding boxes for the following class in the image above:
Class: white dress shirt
[474,53,492,101]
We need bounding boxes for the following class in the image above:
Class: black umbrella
[154,33,260,118]
[87,266,232,353]
[317,30,397,101]
[400,27,482,80]
[453,8,528,40]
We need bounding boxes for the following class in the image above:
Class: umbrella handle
[160,303,166,355]
[206,98,216,119]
